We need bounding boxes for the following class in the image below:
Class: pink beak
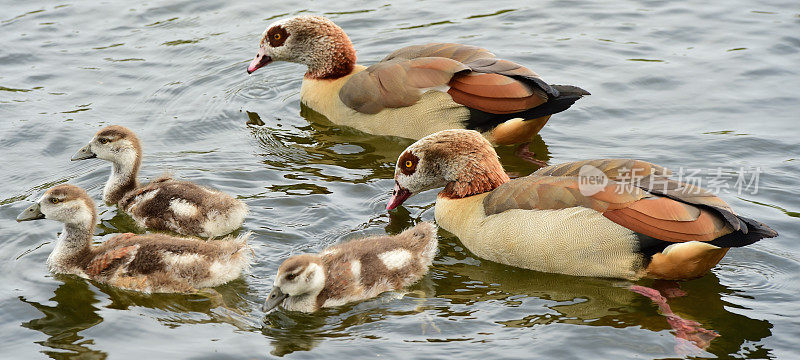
[247,47,272,74]
[386,182,413,211]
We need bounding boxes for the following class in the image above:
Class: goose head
[17,184,97,231]
[71,125,141,168]
[387,129,510,210]
[247,15,356,79]
[263,254,326,312]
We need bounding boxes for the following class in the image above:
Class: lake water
[1,0,799,359]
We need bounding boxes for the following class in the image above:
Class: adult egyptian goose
[246,15,589,154]
[263,222,437,313]
[16,184,252,293]
[71,125,248,238]
[386,129,778,281]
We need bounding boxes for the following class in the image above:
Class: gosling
[16,184,252,293]
[263,222,438,313]
[71,125,248,238]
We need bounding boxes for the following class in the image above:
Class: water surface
[1,0,799,359]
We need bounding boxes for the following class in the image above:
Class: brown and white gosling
[247,15,589,162]
[16,184,252,293]
[263,222,438,313]
[71,125,248,238]
[386,129,778,281]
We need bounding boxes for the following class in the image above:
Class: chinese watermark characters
[577,165,761,196]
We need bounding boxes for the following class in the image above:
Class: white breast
[435,194,644,279]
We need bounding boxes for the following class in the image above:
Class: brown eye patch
[398,151,419,175]
[267,25,289,47]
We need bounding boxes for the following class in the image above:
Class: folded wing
[340,43,557,115]
[483,170,750,245]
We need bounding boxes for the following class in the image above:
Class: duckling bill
[17,184,252,293]
[263,222,438,313]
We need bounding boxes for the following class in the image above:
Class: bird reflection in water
[20,275,258,359]
[20,276,106,359]
[434,240,774,358]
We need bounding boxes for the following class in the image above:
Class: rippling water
[2,0,799,359]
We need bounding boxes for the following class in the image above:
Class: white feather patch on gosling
[378,249,412,270]
[169,199,199,217]
[133,188,160,205]
[350,260,362,278]
[164,253,202,266]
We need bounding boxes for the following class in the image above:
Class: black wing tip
[741,216,779,239]
[550,84,591,97]
[708,215,778,248]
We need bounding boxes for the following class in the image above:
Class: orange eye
[404,160,413,168]
[273,33,281,40]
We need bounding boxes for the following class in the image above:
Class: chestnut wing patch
[604,200,731,242]
[447,72,546,114]
[86,245,139,276]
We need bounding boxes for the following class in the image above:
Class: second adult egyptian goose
[386,129,778,280]
[263,222,438,313]
[16,184,252,293]
[71,125,248,238]
[247,15,589,151]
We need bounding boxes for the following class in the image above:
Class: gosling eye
[285,273,296,281]
[49,198,60,204]
[98,138,110,144]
